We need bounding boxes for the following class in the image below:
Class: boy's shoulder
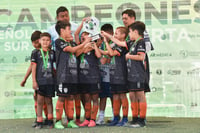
[31,48,40,54]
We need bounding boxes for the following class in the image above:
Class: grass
[0,117,200,133]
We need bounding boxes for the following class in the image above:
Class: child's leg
[66,95,74,122]
[44,97,53,121]
[34,91,37,117]
[79,93,91,127]
[64,99,68,119]
[136,91,147,119]
[55,97,65,121]
[74,94,81,121]
[88,93,99,127]
[120,93,128,119]
[129,92,139,119]
[108,94,120,126]
[37,94,44,123]
[54,97,65,129]
[90,94,99,121]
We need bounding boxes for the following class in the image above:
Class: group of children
[20,8,151,129]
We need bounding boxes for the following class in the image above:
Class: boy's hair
[129,21,145,36]
[40,32,51,39]
[31,30,42,42]
[55,21,71,35]
[116,26,128,39]
[122,9,136,20]
[101,24,113,34]
[56,6,68,17]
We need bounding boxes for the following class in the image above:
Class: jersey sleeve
[31,49,38,64]
[112,45,124,56]
[55,39,70,51]
[137,40,146,53]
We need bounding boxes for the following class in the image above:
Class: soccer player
[31,32,56,129]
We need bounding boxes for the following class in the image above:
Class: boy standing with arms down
[54,21,90,129]
[20,31,49,127]
[125,21,148,128]
[31,32,56,129]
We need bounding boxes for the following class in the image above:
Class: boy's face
[114,29,124,41]
[81,32,89,43]
[32,39,40,49]
[39,36,51,49]
[129,28,137,41]
[122,13,135,28]
[62,26,73,41]
[57,11,70,22]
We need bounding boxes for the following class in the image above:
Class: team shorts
[38,85,55,97]
[110,84,128,94]
[99,82,112,98]
[56,83,78,97]
[79,83,101,94]
[128,81,146,92]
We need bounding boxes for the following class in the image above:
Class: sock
[91,104,98,121]
[56,100,64,121]
[37,116,43,123]
[85,102,91,120]
[121,97,128,118]
[48,113,53,120]
[75,99,81,119]
[113,99,120,117]
[139,102,147,118]
[131,102,139,118]
[34,102,37,116]
[67,99,74,121]
[43,103,48,118]
[64,99,68,117]
[99,110,105,120]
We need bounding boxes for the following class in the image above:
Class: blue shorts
[99,82,112,98]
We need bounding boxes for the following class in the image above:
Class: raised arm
[101,31,126,47]
[74,17,90,44]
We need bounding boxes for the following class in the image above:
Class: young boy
[31,32,56,129]
[101,26,129,126]
[54,20,89,129]
[96,24,113,125]
[125,21,148,128]
[78,37,102,128]
[20,31,49,127]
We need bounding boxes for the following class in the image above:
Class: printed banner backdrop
[0,0,200,119]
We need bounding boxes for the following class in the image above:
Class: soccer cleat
[32,119,37,128]
[75,119,81,125]
[107,116,119,126]
[67,120,79,128]
[96,118,105,125]
[88,120,96,127]
[43,118,49,126]
[128,118,146,128]
[54,120,65,129]
[116,117,128,126]
[35,122,43,129]
[46,120,54,129]
[79,119,90,127]
[124,117,138,127]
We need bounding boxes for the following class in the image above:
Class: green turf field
[0,117,200,133]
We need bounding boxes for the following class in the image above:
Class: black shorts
[56,83,78,97]
[128,81,146,92]
[99,82,112,98]
[38,85,55,97]
[79,83,101,94]
[144,83,151,93]
[110,84,128,94]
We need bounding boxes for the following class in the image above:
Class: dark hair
[101,24,113,34]
[40,32,51,39]
[122,9,136,20]
[55,21,71,35]
[128,21,145,36]
[56,6,68,17]
[116,26,128,39]
[31,30,42,42]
